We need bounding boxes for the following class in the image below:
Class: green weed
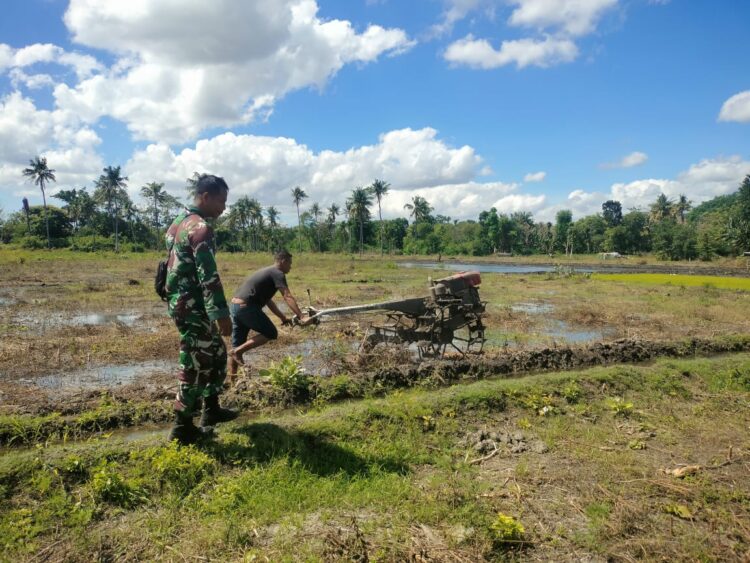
[605,397,634,417]
[260,355,311,394]
[131,442,216,496]
[89,460,147,508]
[490,512,525,544]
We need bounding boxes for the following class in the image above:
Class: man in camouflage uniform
[165,174,237,444]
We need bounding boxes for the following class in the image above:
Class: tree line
[2,156,749,260]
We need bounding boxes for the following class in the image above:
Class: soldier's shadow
[204,422,408,478]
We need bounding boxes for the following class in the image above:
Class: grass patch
[0,354,749,560]
[593,272,750,291]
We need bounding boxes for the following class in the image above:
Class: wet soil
[398,258,750,277]
[3,335,749,446]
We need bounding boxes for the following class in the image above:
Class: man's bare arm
[279,287,304,318]
[266,299,289,323]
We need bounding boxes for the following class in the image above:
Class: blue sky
[1,0,748,225]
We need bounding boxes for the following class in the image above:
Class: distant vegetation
[3,157,749,261]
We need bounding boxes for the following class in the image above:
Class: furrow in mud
[2,335,749,447]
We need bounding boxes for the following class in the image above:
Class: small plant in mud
[260,355,310,393]
[605,397,634,417]
[517,390,558,416]
[490,512,525,546]
[562,380,583,403]
[517,417,532,429]
[90,460,146,508]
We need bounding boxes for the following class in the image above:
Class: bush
[260,355,310,393]
[124,242,145,253]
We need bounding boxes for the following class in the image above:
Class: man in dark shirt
[228,249,312,376]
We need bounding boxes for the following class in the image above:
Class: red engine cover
[442,271,481,287]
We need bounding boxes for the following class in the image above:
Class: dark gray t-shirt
[234,266,288,305]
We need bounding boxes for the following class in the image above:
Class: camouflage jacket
[165,207,229,321]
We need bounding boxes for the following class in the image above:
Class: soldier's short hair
[274,249,293,262]
[195,174,229,196]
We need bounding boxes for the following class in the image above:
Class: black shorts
[230,302,278,348]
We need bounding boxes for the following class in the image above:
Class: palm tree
[403,195,433,242]
[649,193,673,224]
[140,182,168,248]
[310,202,322,251]
[404,195,433,223]
[248,198,263,251]
[347,187,373,257]
[94,166,128,252]
[227,196,252,251]
[368,179,390,255]
[22,156,56,248]
[675,194,692,224]
[22,197,31,235]
[343,201,353,253]
[266,206,279,250]
[291,186,308,252]
[326,203,340,247]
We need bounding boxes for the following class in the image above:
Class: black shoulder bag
[154,245,171,302]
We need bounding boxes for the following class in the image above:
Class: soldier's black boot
[169,413,214,445]
[200,394,239,427]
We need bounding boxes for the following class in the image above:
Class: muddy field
[2,249,750,418]
[1,249,750,561]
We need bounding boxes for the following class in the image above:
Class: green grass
[1,354,748,560]
[593,272,750,291]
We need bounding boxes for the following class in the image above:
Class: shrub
[260,355,310,393]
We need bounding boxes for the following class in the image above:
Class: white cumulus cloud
[601,151,648,169]
[441,0,619,70]
[524,171,546,182]
[539,155,750,222]
[719,90,750,123]
[0,92,104,201]
[445,35,577,69]
[0,43,102,79]
[124,127,485,221]
[507,0,618,36]
[57,0,415,144]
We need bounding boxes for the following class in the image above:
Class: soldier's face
[199,190,228,218]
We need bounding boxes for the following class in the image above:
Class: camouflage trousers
[172,311,227,418]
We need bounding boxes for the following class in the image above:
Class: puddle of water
[543,320,605,343]
[15,312,144,329]
[10,312,160,335]
[511,302,554,314]
[18,360,174,390]
[399,261,595,274]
